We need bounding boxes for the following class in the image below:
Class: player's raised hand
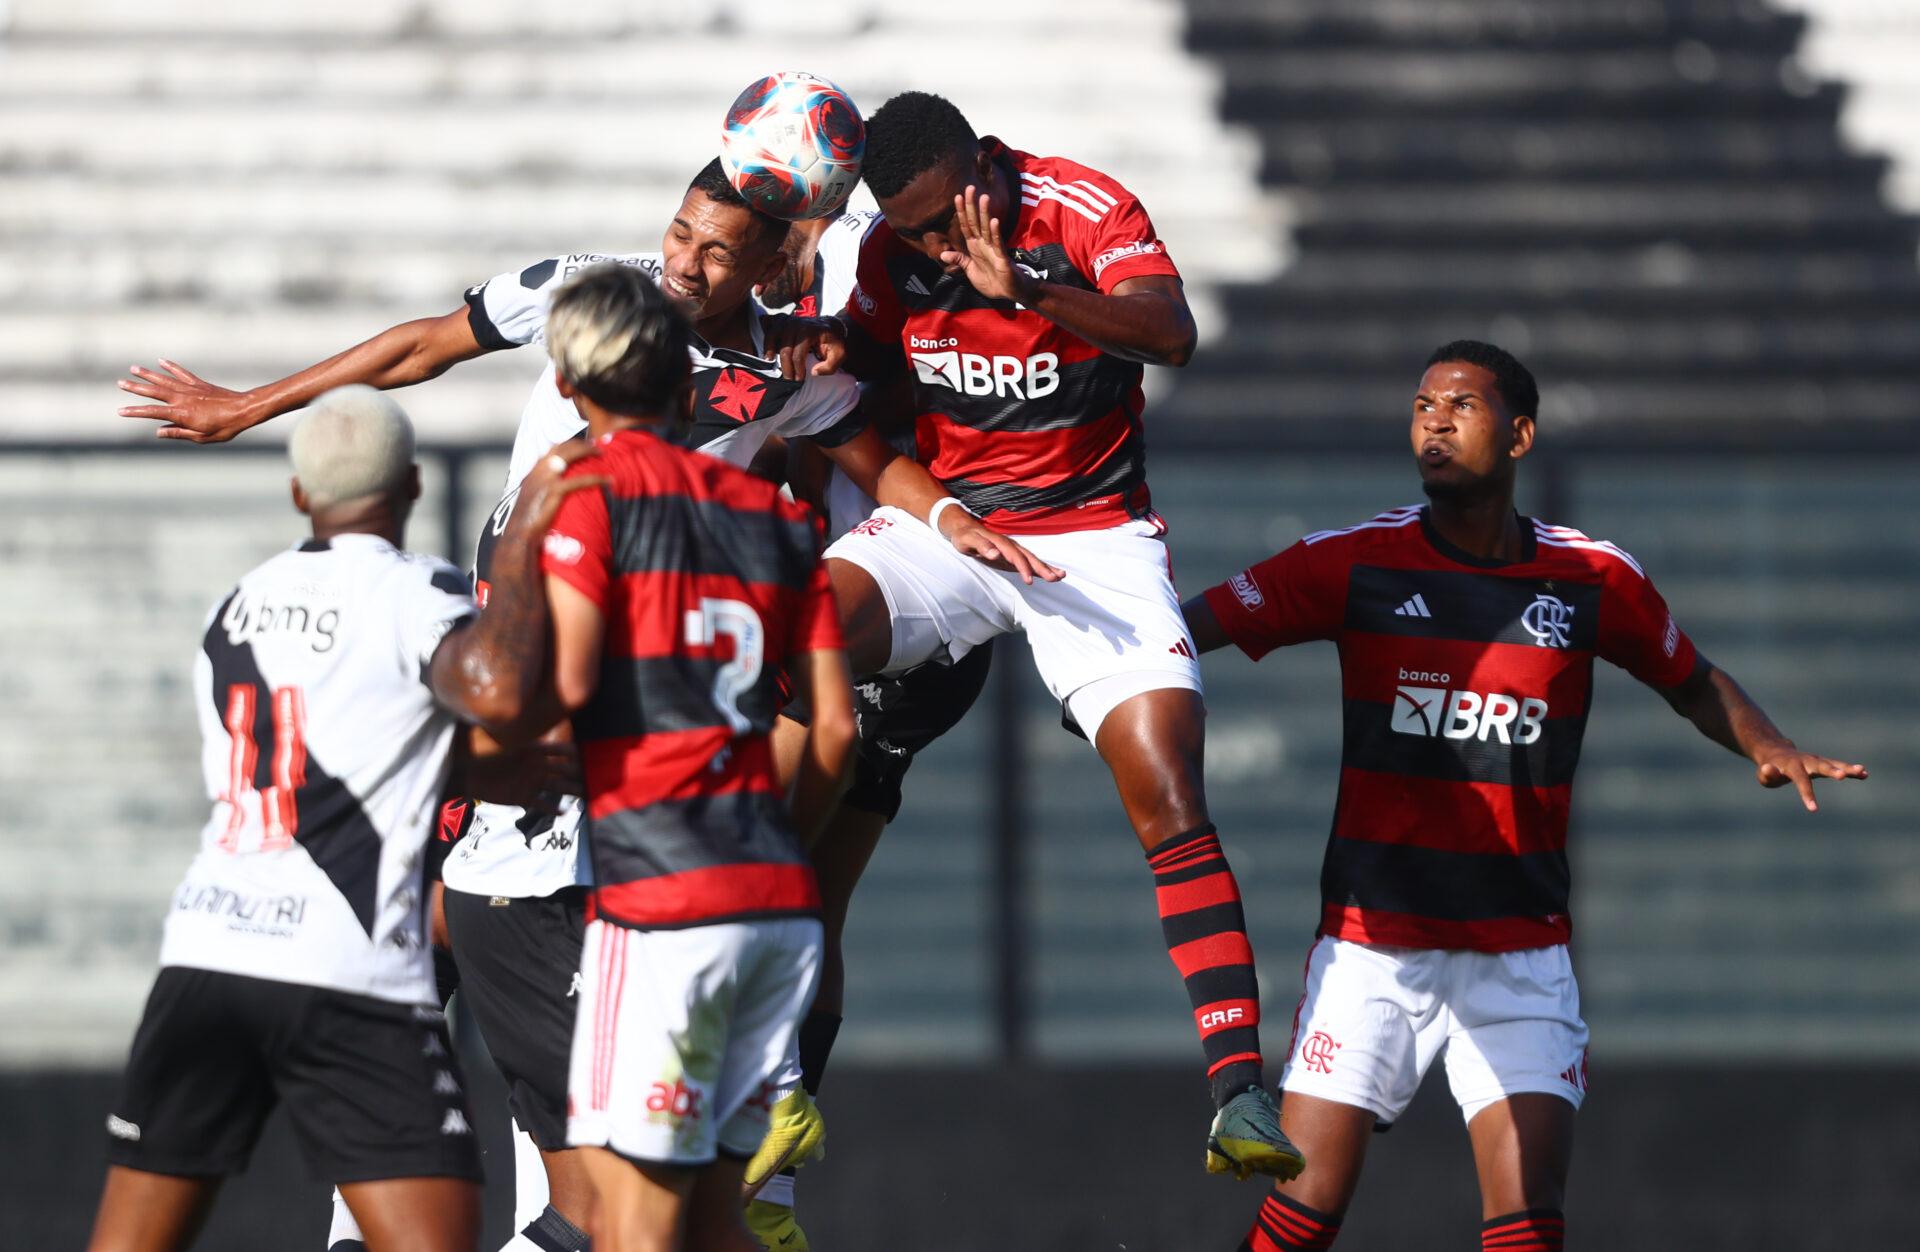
[511,439,608,535]
[938,513,1066,585]
[117,359,261,442]
[1753,745,1868,812]
[941,186,1026,304]
[762,314,848,381]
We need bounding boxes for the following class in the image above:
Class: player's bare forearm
[786,648,858,847]
[430,534,556,739]
[1181,594,1233,655]
[1660,656,1868,809]
[1012,273,1197,367]
[118,308,488,442]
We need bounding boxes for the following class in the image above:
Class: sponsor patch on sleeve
[543,532,585,565]
[851,284,878,316]
[1663,613,1680,658]
[1092,240,1164,280]
[1229,570,1264,610]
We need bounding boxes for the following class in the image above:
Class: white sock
[326,1187,365,1248]
[755,1171,796,1208]
[510,1118,552,1234]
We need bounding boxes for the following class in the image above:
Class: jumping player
[782,90,1302,1178]
[119,157,1047,1252]
[1187,341,1870,1251]
[487,262,858,1252]
[85,385,600,1252]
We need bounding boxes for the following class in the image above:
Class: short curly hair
[862,91,978,200]
[686,157,788,249]
[1426,340,1539,421]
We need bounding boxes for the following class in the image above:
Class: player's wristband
[927,496,973,536]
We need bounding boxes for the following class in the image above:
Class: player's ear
[1510,414,1536,461]
[754,242,787,289]
[553,369,577,400]
[290,476,310,516]
[972,144,994,185]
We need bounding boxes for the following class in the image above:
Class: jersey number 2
[684,598,764,734]
[220,683,308,852]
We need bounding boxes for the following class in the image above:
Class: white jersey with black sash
[159,534,477,1004]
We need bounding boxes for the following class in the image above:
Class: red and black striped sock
[1481,1210,1564,1252]
[1238,1193,1340,1251]
[1148,824,1265,1107]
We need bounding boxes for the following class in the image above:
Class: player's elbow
[1157,327,1197,369]
[811,702,859,776]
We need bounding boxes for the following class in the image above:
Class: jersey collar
[1418,506,1536,568]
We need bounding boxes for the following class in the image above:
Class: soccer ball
[719,71,865,221]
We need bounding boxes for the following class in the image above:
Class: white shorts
[567,917,822,1166]
[1280,938,1589,1127]
[824,508,1202,739]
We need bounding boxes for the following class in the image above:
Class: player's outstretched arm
[117,308,492,443]
[428,442,608,738]
[818,426,1065,585]
[945,186,1197,367]
[1658,656,1868,811]
[782,645,858,848]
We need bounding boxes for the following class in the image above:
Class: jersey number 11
[219,683,309,853]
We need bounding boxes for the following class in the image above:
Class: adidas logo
[1168,638,1195,658]
[1393,593,1433,619]
[441,1108,472,1136]
[905,274,931,297]
[433,1069,461,1096]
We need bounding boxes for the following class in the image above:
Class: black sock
[1481,1209,1564,1251]
[798,1010,842,1097]
[521,1204,590,1252]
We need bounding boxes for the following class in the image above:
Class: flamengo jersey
[160,534,478,1002]
[463,251,864,491]
[543,427,844,929]
[844,137,1181,534]
[443,251,865,899]
[1203,507,1699,953]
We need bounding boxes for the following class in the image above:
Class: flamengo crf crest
[1521,593,1575,648]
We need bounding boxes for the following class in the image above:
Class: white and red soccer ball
[719,71,864,221]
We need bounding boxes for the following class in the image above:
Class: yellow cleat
[1205,1086,1306,1181]
[745,1198,810,1251]
[743,1089,826,1200]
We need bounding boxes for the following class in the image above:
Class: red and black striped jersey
[844,137,1181,534]
[1203,506,1699,953]
[541,428,843,929]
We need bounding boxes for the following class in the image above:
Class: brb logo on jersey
[1521,593,1575,648]
[1391,670,1549,745]
[908,336,1060,399]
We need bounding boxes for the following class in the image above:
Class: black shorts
[442,886,586,1152]
[106,967,481,1184]
[843,639,995,821]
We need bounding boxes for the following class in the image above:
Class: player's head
[661,159,791,323]
[862,91,1001,272]
[288,384,420,531]
[547,262,695,434]
[1413,340,1538,504]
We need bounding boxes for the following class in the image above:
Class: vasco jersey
[543,427,843,929]
[446,253,865,899]
[159,534,478,1003]
[844,137,1181,534]
[461,250,864,491]
[1203,506,1699,953]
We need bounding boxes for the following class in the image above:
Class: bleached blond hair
[545,263,692,417]
[288,385,416,508]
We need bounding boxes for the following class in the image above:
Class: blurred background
[2,1,1914,1247]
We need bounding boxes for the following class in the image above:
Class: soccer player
[1186,341,1870,1251]
[119,157,1046,1252]
[85,384,602,1252]
[487,262,857,1252]
[777,89,1303,1179]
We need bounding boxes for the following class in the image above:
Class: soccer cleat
[1205,1086,1306,1181]
[744,1199,810,1252]
[743,1089,826,1200]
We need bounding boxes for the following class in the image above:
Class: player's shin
[1147,824,1266,1107]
